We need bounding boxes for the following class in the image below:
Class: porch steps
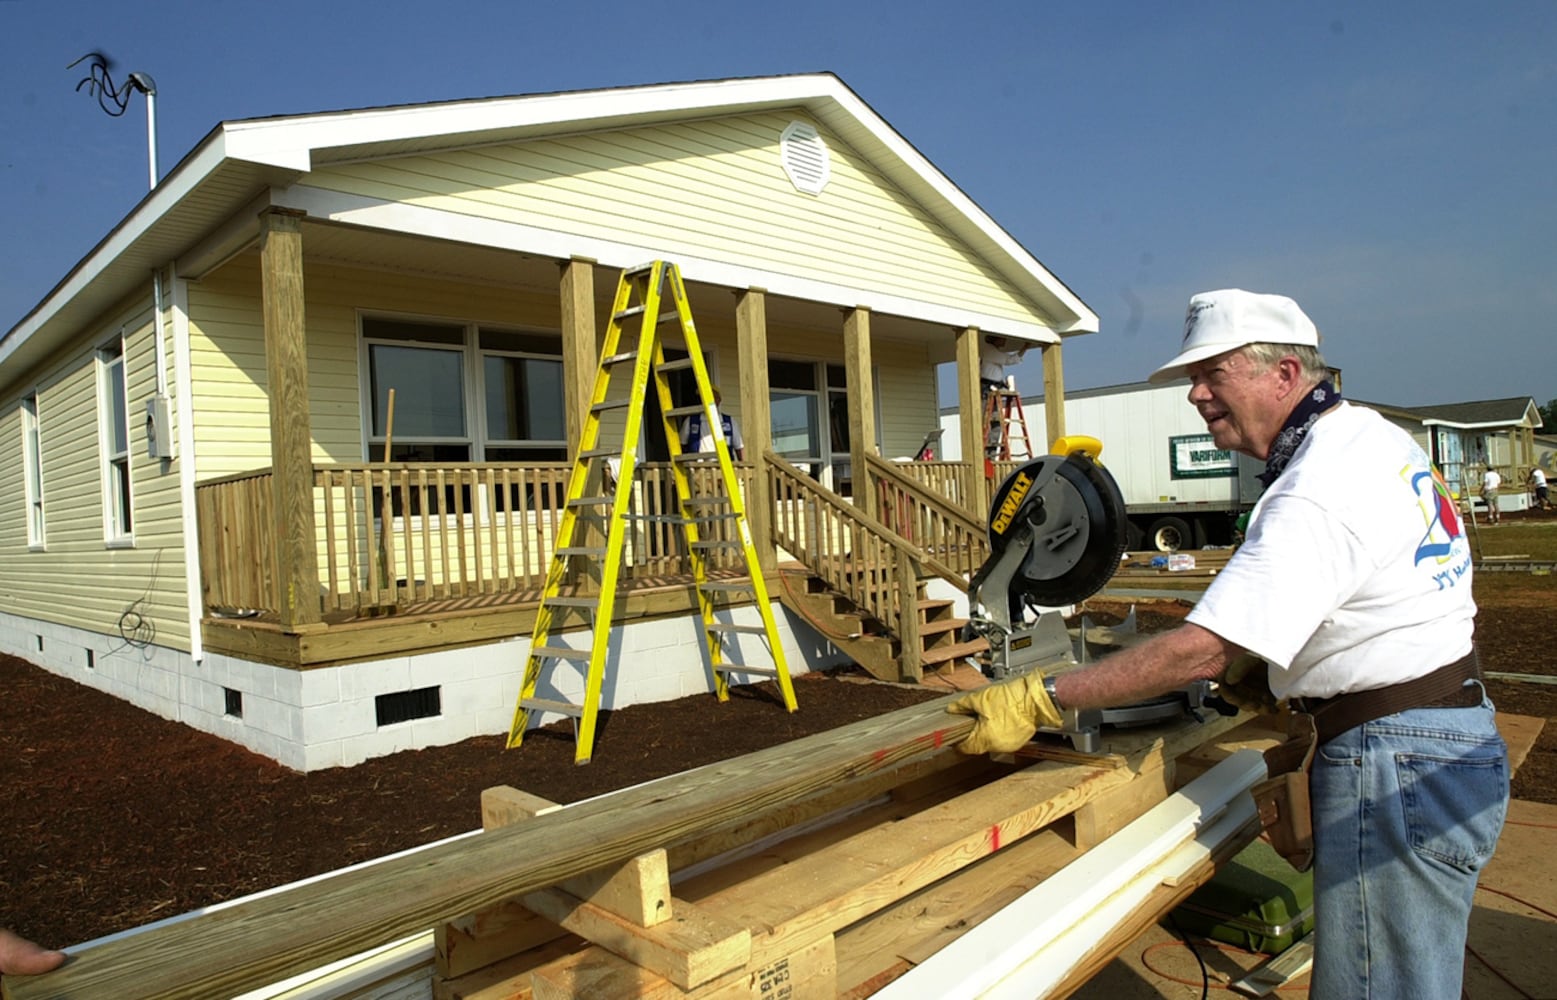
[776,568,989,683]
[507,260,796,764]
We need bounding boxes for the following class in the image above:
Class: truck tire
[1147,515,1192,552]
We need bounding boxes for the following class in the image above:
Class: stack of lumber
[5,698,1272,1000]
[1112,548,1235,579]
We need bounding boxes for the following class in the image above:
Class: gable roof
[1357,396,1544,430]
[1,73,1096,376]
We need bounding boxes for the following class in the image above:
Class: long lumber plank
[6,696,974,1000]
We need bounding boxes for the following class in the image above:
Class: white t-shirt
[1529,468,1545,489]
[980,339,1025,382]
[1482,468,1501,494]
[1187,402,1475,700]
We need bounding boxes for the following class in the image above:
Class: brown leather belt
[1291,649,1483,745]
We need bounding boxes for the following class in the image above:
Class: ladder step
[691,540,742,551]
[601,350,639,366]
[590,399,632,413]
[682,497,731,507]
[665,404,704,419]
[613,304,648,321]
[577,447,619,459]
[714,664,780,677]
[623,512,737,524]
[566,495,612,509]
[672,451,722,463]
[520,697,585,717]
[556,546,608,558]
[655,357,696,373]
[707,622,770,635]
[531,645,591,662]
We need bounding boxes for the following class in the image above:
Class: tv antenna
[68,51,159,189]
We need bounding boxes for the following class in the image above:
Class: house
[1354,396,1546,508]
[0,74,1097,770]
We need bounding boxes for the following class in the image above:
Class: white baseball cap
[1147,289,1318,383]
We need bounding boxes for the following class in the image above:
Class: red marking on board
[873,749,887,764]
[932,729,944,749]
[990,825,1002,851]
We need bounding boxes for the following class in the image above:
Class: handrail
[194,460,754,618]
[764,451,923,669]
[866,454,988,591]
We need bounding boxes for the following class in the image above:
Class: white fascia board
[275,184,1063,345]
[1420,418,1526,430]
[0,138,228,370]
[222,76,841,168]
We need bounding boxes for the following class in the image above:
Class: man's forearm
[1050,623,1240,710]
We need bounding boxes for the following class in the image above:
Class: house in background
[1357,396,1545,510]
[0,74,1095,770]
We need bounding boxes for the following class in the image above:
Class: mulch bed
[2,561,1553,954]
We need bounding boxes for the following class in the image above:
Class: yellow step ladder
[983,386,1034,461]
[507,260,797,764]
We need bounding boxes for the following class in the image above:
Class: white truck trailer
[939,379,1262,551]
[1061,379,1263,551]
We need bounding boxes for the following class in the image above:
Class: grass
[1471,523,1557,562]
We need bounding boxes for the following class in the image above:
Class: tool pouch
[1250,712,1318,872]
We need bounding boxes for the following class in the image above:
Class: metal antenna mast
[68,51,159,189]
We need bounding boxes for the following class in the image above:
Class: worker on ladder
[681,387,745,461]
[980,334,1028,459]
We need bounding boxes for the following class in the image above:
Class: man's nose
[1187,380,1211,403]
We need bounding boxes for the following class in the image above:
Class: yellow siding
[190,256,939,471]
[0,296,191,650]
[305,112,1050,327]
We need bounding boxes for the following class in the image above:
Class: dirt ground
[1,546,1552,955]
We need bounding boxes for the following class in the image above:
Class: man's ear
[1274,356,1306,399]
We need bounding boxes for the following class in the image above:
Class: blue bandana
[1257,379,1341,489]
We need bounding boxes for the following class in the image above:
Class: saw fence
[6,698,1273,1000]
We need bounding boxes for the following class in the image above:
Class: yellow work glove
[946,672,1065,755]
[1218,654,1279,715]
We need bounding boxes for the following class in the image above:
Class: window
[769,360,871,494]
[97,340,132,540]
[20,394,44,546]
[363,318,568,514]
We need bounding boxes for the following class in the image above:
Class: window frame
[96,336,134,545]
[20,392,44,548]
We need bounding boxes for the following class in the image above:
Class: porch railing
[866,454,989,588]
[194,460,752,618]
[766,452,922,663]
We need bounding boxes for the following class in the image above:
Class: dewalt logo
[991,471,1034,534]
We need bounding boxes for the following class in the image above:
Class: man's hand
[946,673,1064,754]
[1218,654,1279,715]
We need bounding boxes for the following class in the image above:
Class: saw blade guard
[978,451,1130,613]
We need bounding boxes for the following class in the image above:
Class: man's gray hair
[1240,342,1329,383]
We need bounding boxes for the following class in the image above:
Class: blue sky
[2,1,1553,408]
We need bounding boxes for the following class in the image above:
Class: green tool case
[1171,838,1315,954]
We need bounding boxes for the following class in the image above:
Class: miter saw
[965,437,1222,752]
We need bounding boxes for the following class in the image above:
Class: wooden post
[1041,341,1066,453]
[843,307,877,520]
[559,256,599,461]
[734,288,775,572]
[954,326,987,516]
[258,207,321,630]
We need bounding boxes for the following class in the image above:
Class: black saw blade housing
[982,453,1129,610]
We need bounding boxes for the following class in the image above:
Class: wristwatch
[1042,674,1064,710]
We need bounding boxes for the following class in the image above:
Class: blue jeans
[1309,690,1508,999]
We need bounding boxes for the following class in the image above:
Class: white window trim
[20,393,44,549]
[96,333,134,546]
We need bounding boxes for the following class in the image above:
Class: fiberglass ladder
[506,260,797,764]
[983,385,1034,461]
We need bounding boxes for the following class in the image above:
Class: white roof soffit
[2,73,1095,373]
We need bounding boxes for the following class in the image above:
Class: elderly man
[949,289,1508,999]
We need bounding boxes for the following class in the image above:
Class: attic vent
[780,121,831,195]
